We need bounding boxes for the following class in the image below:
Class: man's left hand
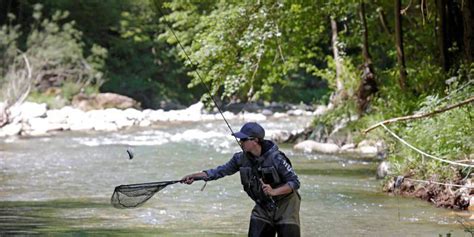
[260,179,275,196]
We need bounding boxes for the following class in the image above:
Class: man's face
[239,137,258,153]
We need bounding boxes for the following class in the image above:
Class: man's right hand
[181,172,207,184]
[181,175,195,184]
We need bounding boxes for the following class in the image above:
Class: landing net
[111,180,179,208]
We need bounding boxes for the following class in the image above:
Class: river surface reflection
[0,116,470,236]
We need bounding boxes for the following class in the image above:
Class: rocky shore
[384,176,474,211]
[1,99,389,165]
[0,101,320,137]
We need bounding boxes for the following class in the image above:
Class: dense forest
[0,1,473,207]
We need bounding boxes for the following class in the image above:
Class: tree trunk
[377,7,391,35]
[360,2,372,64]
[436,0,449,71]
[356,2,378,114]
[463,0,474,63]
[395,0,407,90]
[331,16,344,93]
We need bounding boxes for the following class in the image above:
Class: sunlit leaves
[159,1,332,102]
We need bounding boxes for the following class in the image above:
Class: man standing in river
[182,122,301,237]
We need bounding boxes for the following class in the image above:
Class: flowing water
[0,116,471,236]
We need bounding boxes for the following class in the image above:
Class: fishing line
[155,5,242,148]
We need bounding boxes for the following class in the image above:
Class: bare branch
[10,52,32,108]
[363,96,474,134]
[0,51,33,127]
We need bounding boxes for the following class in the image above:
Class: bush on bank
[312,62,473,195]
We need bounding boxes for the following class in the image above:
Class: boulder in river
[376,161,391,179]
[293,140,340,153]
[72,93,140,111]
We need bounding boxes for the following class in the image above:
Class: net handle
[115,176,208,189]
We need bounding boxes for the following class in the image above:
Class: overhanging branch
[363,96,474,134]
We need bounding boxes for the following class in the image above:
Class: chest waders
[238,150,292,211]
[239,151,301,237]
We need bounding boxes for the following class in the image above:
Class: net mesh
[111,181,177,208]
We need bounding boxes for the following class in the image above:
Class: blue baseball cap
[232,122,265,139]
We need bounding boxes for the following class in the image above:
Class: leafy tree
[28,0,200,108]
[159,1,332,104]
[101,1,200,108]
[1,4,107,109]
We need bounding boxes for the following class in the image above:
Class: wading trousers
[248,191,300,237]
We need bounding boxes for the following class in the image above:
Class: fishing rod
[111,4,254,209]
[112,5,281,209]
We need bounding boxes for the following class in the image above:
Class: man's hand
[181,172,207,184]
[260,179,293,197]
[260,179,275,196]
[181,175,195,184]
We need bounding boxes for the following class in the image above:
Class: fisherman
[182,122,301,237]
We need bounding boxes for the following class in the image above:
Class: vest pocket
[261,166,280,185]
[239,167,252,186]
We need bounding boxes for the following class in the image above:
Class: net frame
[111,177,206,209]
[111,180,178,208]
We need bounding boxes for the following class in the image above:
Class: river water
[0,116,470,236]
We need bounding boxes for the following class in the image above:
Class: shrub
[26,4,107,94]
[0,4,108,109]
[385,65,473,181]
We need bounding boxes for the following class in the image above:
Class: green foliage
[86,44,107,84]
[26,5,107,89]
[309,56,360,97]
[311,59,473,183]
[61,80,82,101]
[271,76,329,104]
[27,91,67,109]
[385,74,473,181]
[159,1,331,103]
[100,1,199,108]
[0,14,20,80]
[38,0,129,48]
[0,3,108,106]
[0,17,31,106]
[0,15,21,92]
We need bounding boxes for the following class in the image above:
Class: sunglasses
[239,137,255,142]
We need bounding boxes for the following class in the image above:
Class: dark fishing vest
[237,149,290,211]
